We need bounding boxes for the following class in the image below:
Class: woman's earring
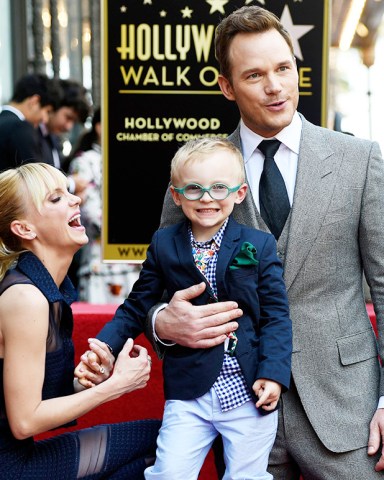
[29,232,36,239]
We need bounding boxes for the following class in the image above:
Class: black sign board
[102,0,330,261]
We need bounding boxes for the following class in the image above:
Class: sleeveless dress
[0,252,160,479]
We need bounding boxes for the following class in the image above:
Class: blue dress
[0,252,160,479]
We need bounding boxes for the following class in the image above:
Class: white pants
[145,387,277,480]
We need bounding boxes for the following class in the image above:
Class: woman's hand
[75,338,115,387]
[110,339,152,394]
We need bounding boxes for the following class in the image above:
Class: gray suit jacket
[153,114,384,453]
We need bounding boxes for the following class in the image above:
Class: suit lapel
[229,125,263,230]
[283,118,343,290]
[215,218,241,289]
[174,223,197,271]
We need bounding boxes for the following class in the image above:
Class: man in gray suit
[148,5,384,479]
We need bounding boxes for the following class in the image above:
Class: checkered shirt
[189,219,252,411]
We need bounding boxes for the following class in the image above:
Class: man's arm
[360,141,384,471]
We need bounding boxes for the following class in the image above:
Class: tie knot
[258,139,281,159]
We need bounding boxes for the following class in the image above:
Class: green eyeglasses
[172,183,242,201]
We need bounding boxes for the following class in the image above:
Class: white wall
[331,24,384,153]
[0,0,12,105]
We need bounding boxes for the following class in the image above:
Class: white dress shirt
[240,111,302,210]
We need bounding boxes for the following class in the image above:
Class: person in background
[0,162,161,479]
[143,5,384,479]
[76,137,292,479]
[0,73,61,171]
[38,78,91,195]
[68,107,141,303]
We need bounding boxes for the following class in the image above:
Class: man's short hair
[58,79,91,123]
[11,73,62,110]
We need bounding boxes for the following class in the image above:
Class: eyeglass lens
[184,184,229,200]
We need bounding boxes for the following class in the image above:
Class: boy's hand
[75,338,115,387]
[253,378,282,411]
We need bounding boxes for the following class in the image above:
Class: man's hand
[155,282,242,348]
[368,408,384,471]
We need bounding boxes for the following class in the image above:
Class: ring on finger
[100,366,105,374]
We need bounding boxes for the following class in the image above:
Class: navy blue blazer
[97,216,292,403]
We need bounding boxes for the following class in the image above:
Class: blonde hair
[170,137,245,185]
[0,163,68,280]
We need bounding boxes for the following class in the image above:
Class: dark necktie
[258,139,290,239]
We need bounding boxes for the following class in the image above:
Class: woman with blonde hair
[0,163,160,478]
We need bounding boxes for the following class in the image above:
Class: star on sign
[181,6,193,18]
[160,10,167,17]
[143,0,152,4]
[206,0,229,15]
[280,5,314,61]
[120,5,127,12]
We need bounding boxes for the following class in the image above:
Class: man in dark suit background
[0,73,61,171]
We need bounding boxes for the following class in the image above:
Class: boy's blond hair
[170,137,245,185]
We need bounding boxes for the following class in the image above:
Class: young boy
[78,137,292,479]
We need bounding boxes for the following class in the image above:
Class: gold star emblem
[160,10,167,17]
[206,0,229,15]
[120,5,127,12]
[181,6,193,18]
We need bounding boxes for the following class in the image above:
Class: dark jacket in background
[0,109,42,171]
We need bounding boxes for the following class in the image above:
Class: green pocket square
[229,241,259,270]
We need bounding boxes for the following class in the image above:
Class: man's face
[217,29,299,138]
[46,106,79,134]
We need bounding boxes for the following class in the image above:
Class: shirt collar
[188,217,229,249]
[241,111,302,162]
[16,251,77,305]
[1,105,25,120]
